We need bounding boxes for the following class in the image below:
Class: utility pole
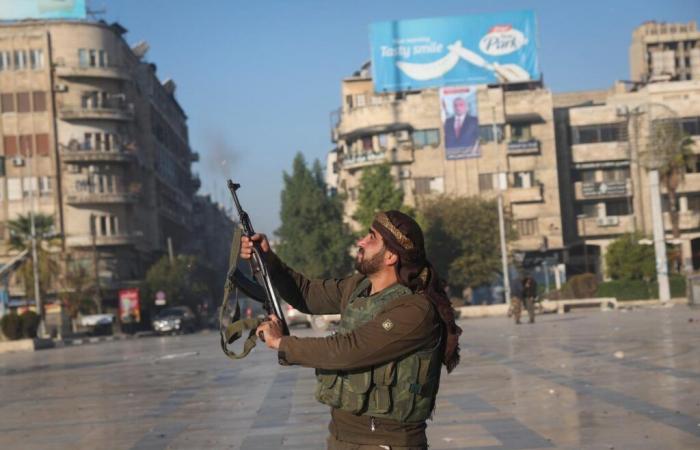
[167,236,174,264]
[90,213,102,313]
[27,151,46,337]
[493,106,511,304]
[649,169,671,304]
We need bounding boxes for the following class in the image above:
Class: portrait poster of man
[440,86,480,160]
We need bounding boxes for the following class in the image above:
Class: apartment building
[555,80,700,276]
[630,20,700,83]
[0,20,201,310]
[328,62,565,265]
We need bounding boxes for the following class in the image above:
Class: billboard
[370,10,539,92]
[440,86,480,160]
[0,0,86,21]
[118,288,141,324]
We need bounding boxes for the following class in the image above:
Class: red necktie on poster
[454,116,462,137]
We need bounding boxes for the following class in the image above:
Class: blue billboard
[0,0,86,21]
[370,10,539,92]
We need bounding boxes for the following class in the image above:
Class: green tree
[605,232,657,281]
[276,152,354,278]
[353,164,406,230]
[6,213,60,301]
[421,196,512,291]
[659,134,695,271]
[140,255,213,317]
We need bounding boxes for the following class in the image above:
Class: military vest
[315,278,442,423]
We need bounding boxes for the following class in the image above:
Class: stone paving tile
[1,308,700,449]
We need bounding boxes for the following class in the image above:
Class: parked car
[152,306,198,334]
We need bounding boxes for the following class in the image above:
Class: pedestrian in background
[522,275,538,324]
[510,273,524,324]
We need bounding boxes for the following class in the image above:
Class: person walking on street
[242,210,462,450]
[510,274,524,324]
[522,275,538,324]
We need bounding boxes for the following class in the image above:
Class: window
[22,177,37,197]
[602,168,630,182]
[95,133,103,150]
[361,136,373,151]
[89,49,97,68]
[575,203,598,218]
[479,173,494,191]
[109,216,118,234]
[7,178,21,200]
[412,129,439,148]
[3,136,18,157]
[98,50,108,67]
[378,133,388,149]
[345,95,353,109]
[32,91,46,112]
[0,93,14,112]
[38,176,52,195]
[572,123,626,144]
[35,134,50,156]
[681,116,700,136]
[355,94,366,107]
[479,124,504,143]
[516,218,538,236]
[605,199,632,216]
[581,170,596,183]
[510,123,532,141]
[17,92,30,113]
[83,133,93,150]
[29,49,43,70]
[0,156,4,177]
[414,178,432,195]
[688,195,700,212]
[13,50,27,70]
[99,215,107,235]
[513,171,534,188]
[78,49,89,67]
[0,51,11,71]
[19,135,33,157]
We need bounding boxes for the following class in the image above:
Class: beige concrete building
[0,20,200,310]
[554,79,700,277]
[328,63,565,265]
[630,20,700,83]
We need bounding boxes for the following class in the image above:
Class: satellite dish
[131,41,150,59]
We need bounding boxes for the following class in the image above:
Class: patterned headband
[374,212,414,250]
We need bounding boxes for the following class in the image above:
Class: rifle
[222,181,289,348]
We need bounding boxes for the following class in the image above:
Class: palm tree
[6,213,60,300]
[659,134,696,272]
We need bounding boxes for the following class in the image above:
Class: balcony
[59,105,134,122]
[571,141,629,164]
[340,150,387,169]
[65,191,138,205]
[56,65,130,81]
[672,172,700,194]
[335,102,413,138]
[577,215,634,237]
[510,235,547,252]
[507,184,543,204]
[66,233,140,248]
[60,146,135,164]
[663,211,700,231]
[507,139,540,155]
[574,180,630,200]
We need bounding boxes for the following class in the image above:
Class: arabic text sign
[0,0,86,20]
[370,10,539,92]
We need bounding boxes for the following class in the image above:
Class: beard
[355,247,385,275]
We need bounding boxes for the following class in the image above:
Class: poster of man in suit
[440,86,480,160]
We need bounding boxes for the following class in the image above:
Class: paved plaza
[1,306,699,449]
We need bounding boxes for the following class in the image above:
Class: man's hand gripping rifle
[219,180,289,360]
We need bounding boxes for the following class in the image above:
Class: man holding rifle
[241,210,461,450]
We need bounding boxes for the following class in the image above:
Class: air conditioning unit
[596,216,620,227]
[399,168,411,179]
[55,83,68,92]
[615,105,628,117]
[12,157,25,167]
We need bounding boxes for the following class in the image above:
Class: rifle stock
[227,180,290,336]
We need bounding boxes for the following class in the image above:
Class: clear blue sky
[102,0,700,234]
